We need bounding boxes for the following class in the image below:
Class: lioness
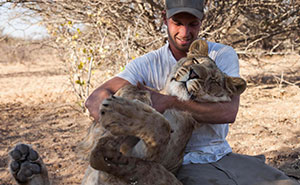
[9,39,246,185]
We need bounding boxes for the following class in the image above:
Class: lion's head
[165,39,246,102]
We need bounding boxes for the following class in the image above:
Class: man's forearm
[168,95,240,124]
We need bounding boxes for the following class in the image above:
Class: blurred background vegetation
[0,0,299,108]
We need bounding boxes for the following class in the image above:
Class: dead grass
[0,38,299,184]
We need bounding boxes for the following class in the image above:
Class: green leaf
[77,62,84,70]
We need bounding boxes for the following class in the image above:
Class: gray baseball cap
[165,0,204,20]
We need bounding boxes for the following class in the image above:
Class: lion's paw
[99,95,171,160]
[9,143,49,185]
[100,96,156,136]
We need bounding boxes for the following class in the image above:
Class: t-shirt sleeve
[116,58,146,86]
[116,57,143,85]
[116,52,160,87]
[215,46,240,77]
[115,44,172,90]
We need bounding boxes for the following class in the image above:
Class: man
[85,0,299,184]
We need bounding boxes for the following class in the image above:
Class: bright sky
[0,2,49,40]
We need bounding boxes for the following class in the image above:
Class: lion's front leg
[9,143,50,185]
[99,95,171,161]
[90,136,183,185]
[89,136,138,177]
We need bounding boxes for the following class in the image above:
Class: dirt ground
[0,40,299,184]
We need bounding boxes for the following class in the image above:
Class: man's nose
[179,25,190,38]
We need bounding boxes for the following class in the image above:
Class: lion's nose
[189,69,199,79]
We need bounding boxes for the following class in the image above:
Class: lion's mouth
[188,69,199,79]
[170,79,193,98]
[177,80,197,100]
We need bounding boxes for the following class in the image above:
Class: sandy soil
[0,41,299,184]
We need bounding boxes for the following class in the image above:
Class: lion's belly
[159,109,195,172]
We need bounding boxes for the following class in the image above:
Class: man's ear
[225,76,247,95]
[188,39,209,57]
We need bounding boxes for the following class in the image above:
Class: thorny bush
[1,0,299,107]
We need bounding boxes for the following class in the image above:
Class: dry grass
[0,38,299,184]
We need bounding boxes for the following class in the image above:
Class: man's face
[165,12,201,53]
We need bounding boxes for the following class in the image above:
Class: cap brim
[166,7,203,20]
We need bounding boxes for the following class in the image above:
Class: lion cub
[87,39,246,184]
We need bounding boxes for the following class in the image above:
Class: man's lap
[176,152,299,185]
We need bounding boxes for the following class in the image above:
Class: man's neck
[168,44,187,61]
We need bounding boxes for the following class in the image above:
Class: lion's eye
[192,58,200,64]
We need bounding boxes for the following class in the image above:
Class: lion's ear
[188,39,209,57]
[225,76,247,95]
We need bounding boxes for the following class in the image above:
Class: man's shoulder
[132,43,169,63]
[206,40,237,59]
[206,41,234,52]
[205,40,240,77]
[144,43,169,57]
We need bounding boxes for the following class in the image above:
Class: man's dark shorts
[176,153,299,185]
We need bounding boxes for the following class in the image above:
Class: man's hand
[85,77,131,121]
[85,89,110,121]
[137,83,175,113]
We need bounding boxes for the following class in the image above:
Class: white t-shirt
[117,41,240,164]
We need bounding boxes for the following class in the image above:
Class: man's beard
[167,29,190,53]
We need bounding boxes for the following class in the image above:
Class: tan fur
[9,39,247,185]
[85,39,246,184]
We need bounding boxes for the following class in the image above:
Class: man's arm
[146,88,240,124]
[171,95,240,124]
[85,77,130,121]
